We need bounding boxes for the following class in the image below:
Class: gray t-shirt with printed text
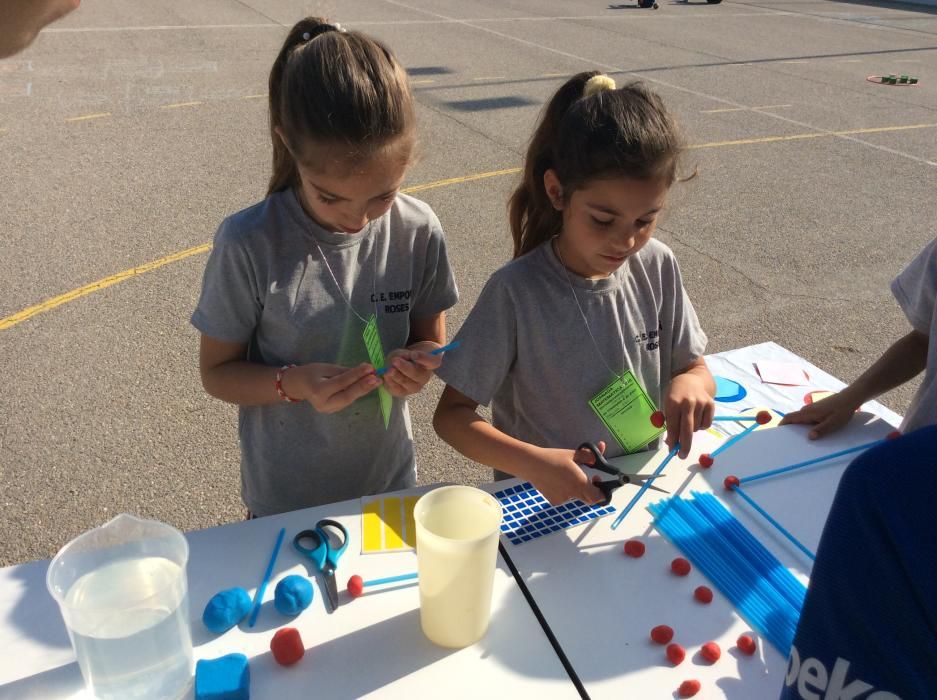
[436,239,707,477]
[192,190,458,515]
[891,236,937,433]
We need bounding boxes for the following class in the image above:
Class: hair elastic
[584,74,616,97]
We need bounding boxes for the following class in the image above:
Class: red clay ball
[650,625,674,645]
[651,411,666,429]
[270,627,305,666]
[887,430,901,440]
[756,410,772,425]
[667,643,686,665]
[701,641,721,663]
[698,453,714,469]
[694,585,713,604]
[671,557,691,576]
[347,575,364,599]
[679,679,701,697]
[724,475,740,491]
[737,634,757,655]
[623,540,645,558]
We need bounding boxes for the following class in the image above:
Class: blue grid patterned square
[492,482,616,546]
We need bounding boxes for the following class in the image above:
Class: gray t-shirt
[891,236,937,433]
[437,239,707,476]
[192,190,458,515]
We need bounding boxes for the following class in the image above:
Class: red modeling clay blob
[756,410,772,425]
[679,679,701,697]
[650,625,674,644]
[667,643,686,665]
[671,557,691,576]
[347,575,364,599]
[887,430,901,440]
[737,634,757,655]
[724,475,740,491]
[623,540,645,558]
[701,641,721,663]
[698,453,714,469]
[694,586,713,604]
[270,627,305,666]
[651,411,665,428]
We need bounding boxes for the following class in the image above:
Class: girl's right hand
[282,362,382,413]
[527,445,607,506]
[779,392,858,439]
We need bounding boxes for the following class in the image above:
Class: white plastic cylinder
[414,485,503,648]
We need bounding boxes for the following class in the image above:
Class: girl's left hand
[381,342,444,398]
[663,372,715,458]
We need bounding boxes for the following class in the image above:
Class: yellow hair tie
[583,75,616,97]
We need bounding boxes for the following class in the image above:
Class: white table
[0,488,579,699]
[491,342,900,699]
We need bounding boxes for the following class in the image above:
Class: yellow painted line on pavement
[4,119,935,333]
[241,93,267,100]
[161,101,202,109]
[702,104,791,114]
[0,243,211,331]
[411,79,435,84]
[65,112,111,122]
[541,73,567,77]
[472,76,506,81]
[0,168,519,331]
[689,122,937,149]
[781,60,810,65]
[837,59,862,63]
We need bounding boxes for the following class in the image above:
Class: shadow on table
[0,660,84,699]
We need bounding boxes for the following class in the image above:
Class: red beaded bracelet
[275,364,301,403]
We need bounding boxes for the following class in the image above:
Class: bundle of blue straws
[648,492,807,654]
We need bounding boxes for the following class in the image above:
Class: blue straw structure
[363,572,418,587]
[709,422,758,458]
[712,416,761,422]
[649,494,806,653]
[375,340,461,376]
[740,438,884,485]
[247,527,286,628]
[730,486,815,561]
[610,442,679,530]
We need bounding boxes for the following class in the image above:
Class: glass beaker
[46,513,193,699]
[414,485,503,648]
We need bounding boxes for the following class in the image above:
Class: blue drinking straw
[375,341,461,376]
[728,485,815,561]
[247,527,285,628]
[363,572,418,587]
[610,442,679,530]
[739,438,884,485]
[709,422,758,458]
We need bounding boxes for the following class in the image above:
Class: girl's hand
[282,362,382,413]
[663,373,715,458]
[779,392,857,439]
[381,342,444,398]
[526,443,607,506]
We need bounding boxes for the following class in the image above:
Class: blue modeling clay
[195,653,250,700]
[202,587,251,634]
[274,575,314,616]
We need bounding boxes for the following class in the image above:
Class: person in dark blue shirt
[780,425,937,700]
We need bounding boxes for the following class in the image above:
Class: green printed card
[363,315,392,429]
[589,370,665,453]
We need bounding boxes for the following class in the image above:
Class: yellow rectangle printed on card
[362,499,383,552]
[382,497,405,549]
[403,496,419,548]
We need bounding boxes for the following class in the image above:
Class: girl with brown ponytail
[192,18,459,516]
[435,73,714,506]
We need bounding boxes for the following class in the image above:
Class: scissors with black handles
[293,519,349,613]
[577,442,669,506]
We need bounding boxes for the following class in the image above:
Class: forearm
[841,330,929,406]
[433,404,540,480]
[675,357,715,395]
[201,360,289,407]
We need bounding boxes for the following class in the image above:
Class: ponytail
[509,71,689,259]
[267,17,414,195]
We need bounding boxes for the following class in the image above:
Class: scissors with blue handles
[577,441,669,506]
[293,519,349,613]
